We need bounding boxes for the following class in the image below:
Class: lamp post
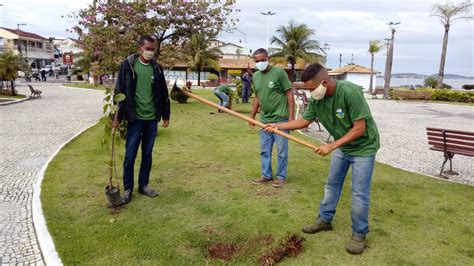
[260,11,276,50]
[16,23,27,54]
[383,21,400,99]
[322,43,330,66]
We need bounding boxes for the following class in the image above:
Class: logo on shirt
[336,108,345,119]
[268,81,275,88]
[150,75,154,83]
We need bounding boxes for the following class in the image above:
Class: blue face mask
[255,61,268,71]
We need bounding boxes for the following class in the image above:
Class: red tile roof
[329,64,379,75]
[0,27,47,40]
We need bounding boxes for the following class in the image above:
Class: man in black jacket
[113,35,170,205]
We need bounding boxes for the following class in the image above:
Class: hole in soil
[208,242,238,261]
[258,234,305,266]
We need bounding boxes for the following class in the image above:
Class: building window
[37,42,43,49]
[45,43,52,50]
[29,42,35,48]
[13,39,19,46]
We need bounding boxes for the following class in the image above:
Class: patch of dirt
[258,234,305,266]
[208,242,239,261]
[109,206,123,215]
[255,189,281,197]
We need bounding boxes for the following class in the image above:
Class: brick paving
[0,83,103,265]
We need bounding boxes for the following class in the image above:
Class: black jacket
[114,54,170,122]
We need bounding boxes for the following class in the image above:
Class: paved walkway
[304,98,474,185]
[0,83,103,265]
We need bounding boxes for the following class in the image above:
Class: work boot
[272,178,285,188]
[302,217,333,234]
[122,189,132,205]
[346,234,367,255]
[252,176,273,185]
[138,185,159,198]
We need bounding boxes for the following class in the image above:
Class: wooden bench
[426,127,474,178]
[28,85,42,98]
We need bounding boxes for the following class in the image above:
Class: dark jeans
[123,119,158,191]
[242,84,251,103]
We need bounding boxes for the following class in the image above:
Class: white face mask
[255,61,268,72]
[310,81,327,100]
[142,50,154,61]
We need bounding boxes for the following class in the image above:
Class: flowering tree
[70,0,238,76]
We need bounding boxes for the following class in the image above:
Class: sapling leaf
[113,93,126,103]
[110,105,118,112]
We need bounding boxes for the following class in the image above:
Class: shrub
[208,73,218,81]
[430,89,474,103]
[423,76,452,89]
[462,84,474,90]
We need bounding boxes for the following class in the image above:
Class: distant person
[410,84,415,90]
[241,70,252,103]
[249,48,294,188]
[264,63,380,255]
[113,35,170,205]
[40,69,47,81]
[213,85,232,111]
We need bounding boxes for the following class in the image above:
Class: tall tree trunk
[369,52,374,93]
[10,80,16,96]
[185,69,188,81]
[383,29,395,99]
[437,25,449,89]
[197,70,201,86]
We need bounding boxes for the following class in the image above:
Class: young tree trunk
[185,69,188,81]
[436,26,450,89]
[291,63,295,83]
[369,52,375,93]
[197,70,201,86]
[10,80,16,96]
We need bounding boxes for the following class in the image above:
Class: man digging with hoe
[265,63,380,254]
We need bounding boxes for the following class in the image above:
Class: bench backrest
[426,127,474,156]
[28,85,35,92]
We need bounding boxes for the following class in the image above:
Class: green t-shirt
[252,66,292,123]
[303,80,380,156]
[133,59,156,120]
[217,85,232,95]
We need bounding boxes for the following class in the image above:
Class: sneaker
[272,178,285,188]
[346,234,367,254]
[138,185,159,198]
[252,176,273,185]
[302,217,333,234]
[122,189,132,205]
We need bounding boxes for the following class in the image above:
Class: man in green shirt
[114,35,170,205]
[249,48,294,188]
[264,63,380,254]
[213,85,232,112]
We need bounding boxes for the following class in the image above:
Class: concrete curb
[32,121,99,266]
[0,96,31,106]
[59,84,104,92]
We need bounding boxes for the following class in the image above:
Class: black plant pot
[105,185,122,208]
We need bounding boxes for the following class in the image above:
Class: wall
[346,73,374,90]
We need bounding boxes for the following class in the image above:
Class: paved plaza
[0,83,103,265]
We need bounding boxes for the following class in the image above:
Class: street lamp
[260,11,276,50]
[322,43,330,66]
[382,21,401,99]
[16,23,27,54]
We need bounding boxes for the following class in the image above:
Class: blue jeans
[214,89,229,107]
[123,119,158,191]
[242,84,251,102]
[259,121,289,180]
[319,149,376,237]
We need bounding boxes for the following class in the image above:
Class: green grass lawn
[62,83,106,90]
[42,90,474,265]
[0,93,27,99]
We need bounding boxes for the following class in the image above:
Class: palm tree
[185,34,221,86]
[0,51,24,96]
[431,1,473,89]
[270,20,323,82]
[368,40,383,93]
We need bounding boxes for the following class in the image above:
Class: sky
[1,0,473,76]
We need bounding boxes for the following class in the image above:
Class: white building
[0,27,54,70]
[328,64,380,90]
[53,38,82,55]
[210,39,251,59]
